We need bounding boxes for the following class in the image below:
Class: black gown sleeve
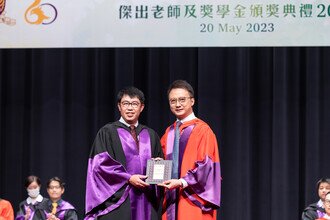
[64,209,78,220]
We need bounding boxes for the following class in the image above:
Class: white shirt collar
[26,194,43,205]
[177,112,196,124]
[119,117,138,128]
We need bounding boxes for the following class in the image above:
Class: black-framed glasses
[48,185,61,190]
[121,101,141,108]
[169,97,191,106]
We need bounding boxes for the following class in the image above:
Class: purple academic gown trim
[85,152,131,219]
[44,200,75,220]
[317,210,326,218]
[16,203,43,220]
[16,207,35,220]
[182,156,221,211]
[118,128,152,220]
[57,201,75,219]
[165,124,221,220]
[84,128,152,220]
[165,124,194,220]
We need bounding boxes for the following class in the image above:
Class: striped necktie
[130,125,139,146]
[172,121,182,179]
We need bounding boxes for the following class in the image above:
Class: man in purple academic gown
[85,87,163,220]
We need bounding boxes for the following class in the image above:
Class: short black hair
[316,178,330,191]
[25,175,41,188]
[117,86,145,104]
[47,177,65,189]
[167,80,194,98]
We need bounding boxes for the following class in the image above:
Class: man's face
[47,181,64,201]
[318,182,330,201]
[324,193,330,215]
[168,88,194,120]
[118,95,144,125]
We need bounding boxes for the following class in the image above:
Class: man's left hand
[158,179,182,190]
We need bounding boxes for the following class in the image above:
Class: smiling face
[47,180,64,202]
[118,95,144,125]
[318,182,330,201]
[168,88,194,120]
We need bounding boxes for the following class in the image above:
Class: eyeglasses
[48,185,61,190]
[121,101,141,109]
[325,200,330,205]
[169,97,191,106]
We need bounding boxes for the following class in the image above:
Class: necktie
[172,121,181,179]
[130,125,139,146]
[51,202,58,215]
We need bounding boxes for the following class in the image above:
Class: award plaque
[145,159,172,184]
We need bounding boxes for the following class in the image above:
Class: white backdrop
[1,0,330,48]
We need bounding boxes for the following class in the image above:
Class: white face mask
[27,187,40,198]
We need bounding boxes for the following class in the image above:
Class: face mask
[27,187,40,198]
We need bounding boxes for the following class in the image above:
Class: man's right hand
[129,175,149,189]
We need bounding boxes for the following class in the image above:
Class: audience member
[316,192,330,220]
[16,175,48,220]
[42,177,78,220]
[0,198,14,220]
[302,178,330,220]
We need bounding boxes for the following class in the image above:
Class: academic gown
[0,199,14,220]
[161,118,221,220]
[41,199,78,220]
[302,203,325,220]
[15,197,48,220]
[85,121,163,220]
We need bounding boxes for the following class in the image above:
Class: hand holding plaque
[145,159,172,184]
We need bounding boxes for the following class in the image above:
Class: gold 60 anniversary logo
[25,0,58,25]
[0,0,57,26]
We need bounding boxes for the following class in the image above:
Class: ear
[117,103,121,111]
[191,97,195,106]
[140,104,145,112]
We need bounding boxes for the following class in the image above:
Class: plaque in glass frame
[145,159,172,184]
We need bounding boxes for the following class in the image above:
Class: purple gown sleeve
[85,151,131,216]
[182,156,221,211]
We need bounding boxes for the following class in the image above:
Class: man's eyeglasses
[121,101,140,109]
[169,97,191,106]
[48,185,61,190]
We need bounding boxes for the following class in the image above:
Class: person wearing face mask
[16,175,48,220]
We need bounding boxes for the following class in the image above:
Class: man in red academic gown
[159,80,221,220]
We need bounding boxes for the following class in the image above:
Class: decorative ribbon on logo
[0,0,16,26]
[0,0,5,15]
[25,0,57,25]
